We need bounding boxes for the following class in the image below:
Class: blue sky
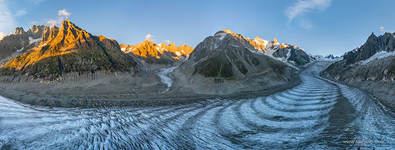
[0,0,394,56]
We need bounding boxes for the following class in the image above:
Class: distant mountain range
[0,21,311,82]
[120,40,193,64]
[0,19,315,106]
[312,54,340,60]
[246,35,312,66]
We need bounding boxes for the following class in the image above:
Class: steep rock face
[40,26,59,45]
[0,25,46,60]
[273,48,289,58]
[120,40,194,64]
[1,20,140,80]
[172,30,299,95]
[344,33,379,64]
[268,40,311,66]
[343,32,395,65]
[247,36,268,51]
[287,48,311,66]
[322,32,395,112]
[192,45,286,78]
[323,32,395,82]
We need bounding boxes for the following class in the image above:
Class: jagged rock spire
[14,27,25,35]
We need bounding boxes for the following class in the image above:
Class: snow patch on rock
[361,51,395,65]
[216,33,227,40]
[17,47,24,52]
[175,52,181,56]
[28,37,41,45]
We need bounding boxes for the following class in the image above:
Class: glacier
[0,61,394,149]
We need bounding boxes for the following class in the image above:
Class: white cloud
[164,40,171,44]
[46,9,72,27]
[380,26,385,32]
[286,0,333,22]
[0,32,5,41]
[46,19,57,27]
[145,34,154,42]
[0,0,15,35]
[31,21,37,25]
[14,9,27,17]
[58,9,71,18]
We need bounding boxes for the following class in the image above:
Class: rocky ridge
[322,32,395,112]
[0,25,46,61]
[120,40,193,65]
[245,35,311,66]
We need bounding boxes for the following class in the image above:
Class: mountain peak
[27,25,37,32]
[222,29,232,33]
[40,26,59,45]
[142,39,155,45]
[168,42,176,47]
[214,29,233,36]
[60,19,82,31]
[14,27,25,35]
[273,38,279,45]
[253,36,267,43]
[98,35,110,41]
[62,19,72,25]
[368,32,377,38]
[367,32,378,42]
[27,25,44,34]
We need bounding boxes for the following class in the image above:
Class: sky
[0,0,394,56]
